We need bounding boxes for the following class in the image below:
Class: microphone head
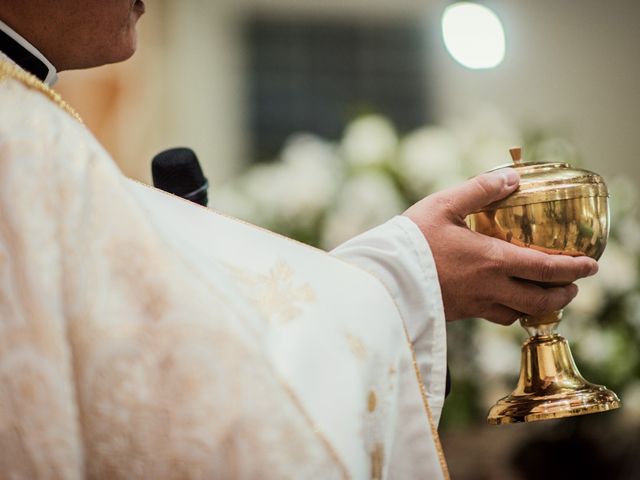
[152,147,208,206]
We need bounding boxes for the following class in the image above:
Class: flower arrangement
[215,107,640,428]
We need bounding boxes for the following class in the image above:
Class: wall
[429,0,640,182]
[57,0,640,187]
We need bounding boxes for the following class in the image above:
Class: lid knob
[509,146,523,166]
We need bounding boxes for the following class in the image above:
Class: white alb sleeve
[330,215,448,424]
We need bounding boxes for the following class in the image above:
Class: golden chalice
[467,147,621,424]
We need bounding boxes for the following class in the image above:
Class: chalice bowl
[467,147,621,424]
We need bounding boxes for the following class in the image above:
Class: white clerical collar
[0,18,58,86]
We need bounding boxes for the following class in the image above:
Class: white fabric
[0,61,449,478]
[331,216,448,425]
[0,19,58,85]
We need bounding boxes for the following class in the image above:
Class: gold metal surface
[467,149,621,424]
[468,196,609,259]
[480,161,608,209]
[487,332,620,424]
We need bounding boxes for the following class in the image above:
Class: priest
[0,1,597,478]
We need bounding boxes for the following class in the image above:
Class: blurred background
[56,0,640,478]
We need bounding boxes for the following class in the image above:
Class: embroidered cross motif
[229,259,316,324]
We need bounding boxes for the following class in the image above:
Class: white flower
[624,293,640,337]
[449,104,523,174]
[530,136,579,164]
[475,322,522,379]
[575,328,617,367]
[617,216,640,255]
[213,184,259,223]
[281,133,341,173]
[569,275,606,317]
[596,240,638,295]
[464,137,517,175]
[341,115,398,168]
[239,162,285,225]
[237,134,342,229]
[279,134,343,223]
[320,172,406,249]
[396,126,464,196]
[608,177,639,220]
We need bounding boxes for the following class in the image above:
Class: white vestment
[0,52,448,479]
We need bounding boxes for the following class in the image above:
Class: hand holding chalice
[467,147,621,424]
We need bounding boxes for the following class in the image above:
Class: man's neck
[0,19,57,86]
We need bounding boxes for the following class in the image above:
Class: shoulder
[0,74,118,185]
[0,73,89,148]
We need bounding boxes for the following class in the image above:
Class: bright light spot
[442,2,506,70]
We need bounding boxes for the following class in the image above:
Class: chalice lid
[480,146,608,210]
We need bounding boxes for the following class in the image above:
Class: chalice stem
[486,307,620,424]
[520,309,563,338]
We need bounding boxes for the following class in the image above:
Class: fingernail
[499,168,519,189]
[589,262,599,276]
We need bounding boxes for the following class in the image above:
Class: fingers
[500,280,579,317]
[500,242,598,284]
[481,305,521,326]
[436,168,520,218]
[481,282,579,326]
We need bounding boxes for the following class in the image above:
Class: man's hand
[403,168,599,324]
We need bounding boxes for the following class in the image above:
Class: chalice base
[488,334,620,425]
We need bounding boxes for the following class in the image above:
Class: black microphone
[152,147,209,207]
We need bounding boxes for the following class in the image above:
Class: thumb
[443,168,520,218]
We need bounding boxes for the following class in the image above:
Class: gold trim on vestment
[405,333,451,478]
[0,58,83,123]
[275,375,352,479]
